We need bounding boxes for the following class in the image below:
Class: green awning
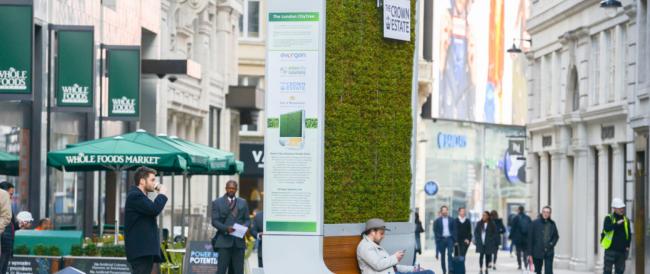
[170,137,244,175]
[47,132,188,172]
[0,151,19,176]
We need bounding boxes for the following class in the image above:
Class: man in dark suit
[434,205,456,274]
[212,180,251,274]
[250,210,263,268]
[124,167,168,274]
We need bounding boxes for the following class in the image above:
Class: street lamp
[507,38,532,54]
[600,0,622,17]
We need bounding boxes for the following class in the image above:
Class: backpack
[518,215,531,235]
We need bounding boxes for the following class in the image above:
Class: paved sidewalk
[416,248,593,274]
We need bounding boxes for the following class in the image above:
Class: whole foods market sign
[64,153,161,165]
[107,47,140,118]
[0,2,32,96]
[56,28,94,108]
[383,0,411,41]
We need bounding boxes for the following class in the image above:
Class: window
[591,34,600,105]
[605,29,615,102]
[240,0,260,39]
[238,75,261,87]
[569,67,579,112]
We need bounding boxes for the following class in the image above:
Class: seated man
[357,218,434,274]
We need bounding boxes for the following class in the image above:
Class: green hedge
[324,0,415,223]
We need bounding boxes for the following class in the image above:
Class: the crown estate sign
[107,47,141,119]
[383,0,411,41]
[0,1,32,97]
[56,28,94,108]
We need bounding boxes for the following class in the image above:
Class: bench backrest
[323,235,361,274]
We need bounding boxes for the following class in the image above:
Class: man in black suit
[125,167,168,274]
[212,180,251,274]
[434,205,456,274]
[250,210,263,268]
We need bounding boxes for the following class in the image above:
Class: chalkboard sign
[63,257,131,274]
[8,255,61,274]
[183,241,219,274]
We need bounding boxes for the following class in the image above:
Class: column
[539,152,550,211]
[570,148,593,270]
[527,151,540,213]
[551,151,572,267]
[611,143,625,201]
[596,145,610,269]
[167,112,177,136]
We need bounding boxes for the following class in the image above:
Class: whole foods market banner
[0,2,32,96]
[56,28,94,108]
[265,4,324,235]
[107,47,140,119]
[431,0,529,125]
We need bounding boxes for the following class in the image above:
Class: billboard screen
[432,0,529,125]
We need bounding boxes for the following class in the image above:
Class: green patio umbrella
[0,150,19,176]
[47,130,193,244]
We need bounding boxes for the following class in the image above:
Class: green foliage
[83,243,99,256]
[71,245,84,256]
[14,245,29,255]
[48,246,61,256]
[33,244,48,256]
[99,244,126,257]
[324,0,414,223]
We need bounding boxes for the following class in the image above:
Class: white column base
[569,257,589,271]
[263,235,332,274]
[555,254,571,268]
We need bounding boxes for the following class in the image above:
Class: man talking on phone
[357,218,434,274]
[125,166,168,274]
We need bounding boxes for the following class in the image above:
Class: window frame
[239,0,262,42]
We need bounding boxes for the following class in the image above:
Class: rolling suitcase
[451,245,465,274]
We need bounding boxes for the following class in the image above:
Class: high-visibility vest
[600,214,629,250]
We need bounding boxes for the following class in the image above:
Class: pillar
[539,152,550,211]
[611,143,625,202]
[551,151,572,267]
[570,147,592,270]
[596,145,610,269]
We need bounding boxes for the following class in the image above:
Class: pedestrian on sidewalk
[356,218,434,274]
[454,207,472,257]
[474,211,498,274]
[124,167,168,274]
[507,212,516,257]
[527,206,559,274]
[489,210,505,270]
[212,180,251,274]
[509,206,531,270]
[434,206,456,274]
[414,211,425,265]
[601,198,632,274]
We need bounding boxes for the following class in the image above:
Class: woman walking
[490,210,506,270]
[474,211,498,274]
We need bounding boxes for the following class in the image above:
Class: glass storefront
[422,119,528,250]
[0,101,30,214]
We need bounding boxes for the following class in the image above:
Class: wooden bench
[323,235,361,274]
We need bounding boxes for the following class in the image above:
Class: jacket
[124,186,168,261]
[211,195,250,249]
[493,218,505,246]
[474,220,499,255]
[433,216,456,246]
[527,217,559,259]
[0,190,11,235]
[602,213,631,252]
[454,217,472,246]
[356,235,415,274]
[509,213,531,246]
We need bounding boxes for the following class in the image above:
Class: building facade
[526,0,637,271]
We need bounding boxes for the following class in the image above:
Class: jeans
[437,237,454,273]
[603,250,627,274]
[533,252,554,274]
[129,256,154,274]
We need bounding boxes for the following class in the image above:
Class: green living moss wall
[324,0,415,223]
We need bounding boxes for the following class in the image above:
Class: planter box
[63,256,131,274]
[8,255,61,274]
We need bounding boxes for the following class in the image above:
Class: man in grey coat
[212,180,250,274]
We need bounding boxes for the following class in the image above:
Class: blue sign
[424,181,439,196]
[437,132,467,149]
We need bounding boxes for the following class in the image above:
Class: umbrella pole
[188,175,192,240]
[171,175,175,237]
[181,174,186,238]
[159,172,164,242]
[115,170,120,245]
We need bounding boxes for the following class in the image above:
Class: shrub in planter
[33,244,48,256]
[14,245,29,255]
[71,245,83,256]
[102,244,126,257]
[48,246,61,256]
[83,243,99,256]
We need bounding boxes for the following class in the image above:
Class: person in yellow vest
[601,198,632,274]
